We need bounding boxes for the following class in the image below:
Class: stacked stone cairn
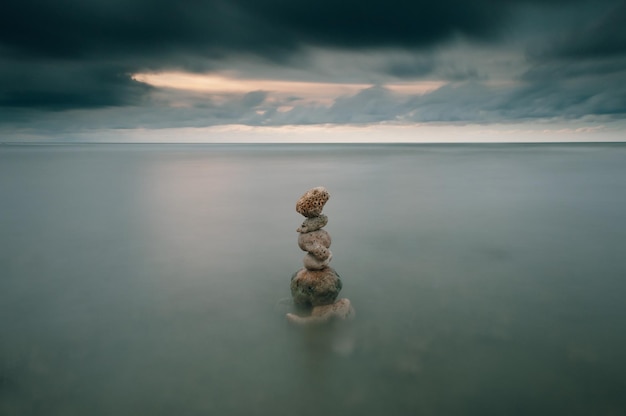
[287,186,355,325]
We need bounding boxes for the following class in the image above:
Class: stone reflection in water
[287,186,355,325]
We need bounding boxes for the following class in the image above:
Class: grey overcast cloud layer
[1,0,625,138]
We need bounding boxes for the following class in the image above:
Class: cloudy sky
[1,0,625,142]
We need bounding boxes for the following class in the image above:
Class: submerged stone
[286,298,355,325]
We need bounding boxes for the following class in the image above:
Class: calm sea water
[1,143,625,415]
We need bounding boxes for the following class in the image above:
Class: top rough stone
[296,186,330,218]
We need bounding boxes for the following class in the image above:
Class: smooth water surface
[1,143,626,415]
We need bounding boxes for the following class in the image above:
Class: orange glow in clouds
[132,72,444,104]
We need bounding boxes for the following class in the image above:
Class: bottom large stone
[290,267,342,306]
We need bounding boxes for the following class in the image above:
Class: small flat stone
[297,214,328,233]
[296,186,330,218]
[290,267,342,306]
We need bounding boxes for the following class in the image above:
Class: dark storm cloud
[0,0,624,125]
[529,1,626,60]
[0,60,151,109]
[523,0,626,79]
[0,0,539,108]
[1,0,507,60]
[514,0,626,118]
[379,55,436,79]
